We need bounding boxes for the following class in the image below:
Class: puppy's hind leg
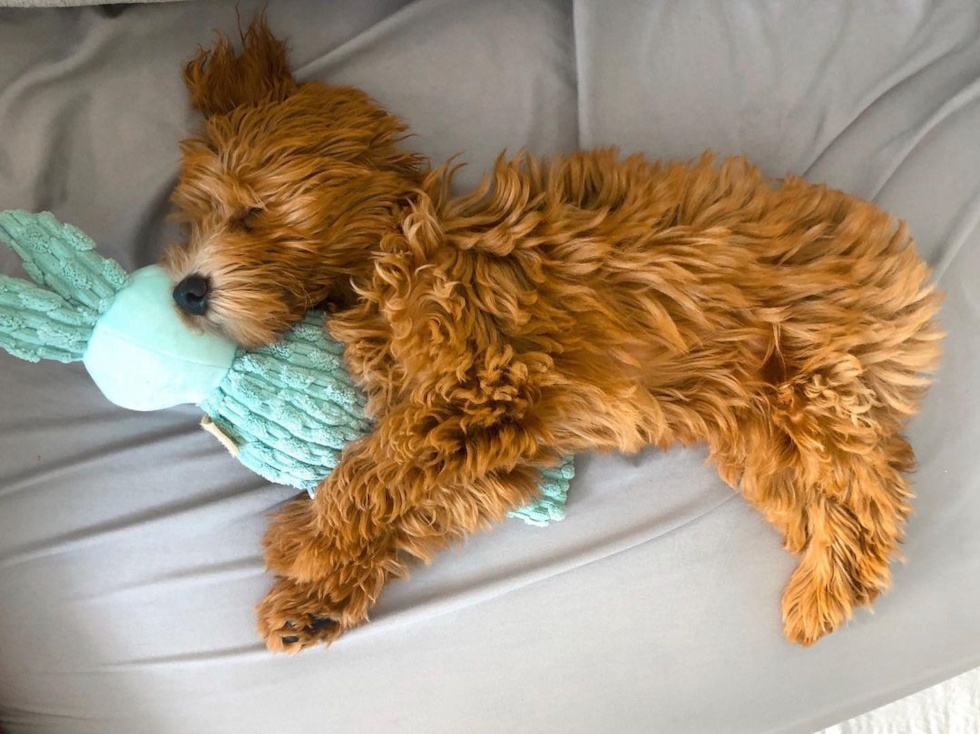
[770,358,920,646]
[780,435,914,645]
[718,362,920,646]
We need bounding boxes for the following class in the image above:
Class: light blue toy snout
[83,266,238,411]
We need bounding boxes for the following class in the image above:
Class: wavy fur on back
[164,18,943,652]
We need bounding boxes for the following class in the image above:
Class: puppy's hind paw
[781,564,875,647]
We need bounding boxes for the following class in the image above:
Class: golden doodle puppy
[163,18,943,652]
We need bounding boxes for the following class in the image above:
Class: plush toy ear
[0,211,128,363]
[184,14,298,118]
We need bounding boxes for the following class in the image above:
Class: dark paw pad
[310,617,337,632]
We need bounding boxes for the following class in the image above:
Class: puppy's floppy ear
[184,14,297,117]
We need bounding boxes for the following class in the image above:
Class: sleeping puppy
[163,17,942,652]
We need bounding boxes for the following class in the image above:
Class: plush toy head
[85,266,238,410]
[0,211,572,525]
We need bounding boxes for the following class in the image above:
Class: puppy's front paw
[257,576,347,653]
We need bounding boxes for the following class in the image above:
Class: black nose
[173,275,210,315]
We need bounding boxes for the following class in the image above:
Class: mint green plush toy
[0,211,573,526]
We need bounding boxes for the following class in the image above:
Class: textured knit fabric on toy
[200,311,575,525]
[0,211,127,362]
[200,313,371,491]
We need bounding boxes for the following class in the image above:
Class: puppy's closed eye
[234,207,263,232]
